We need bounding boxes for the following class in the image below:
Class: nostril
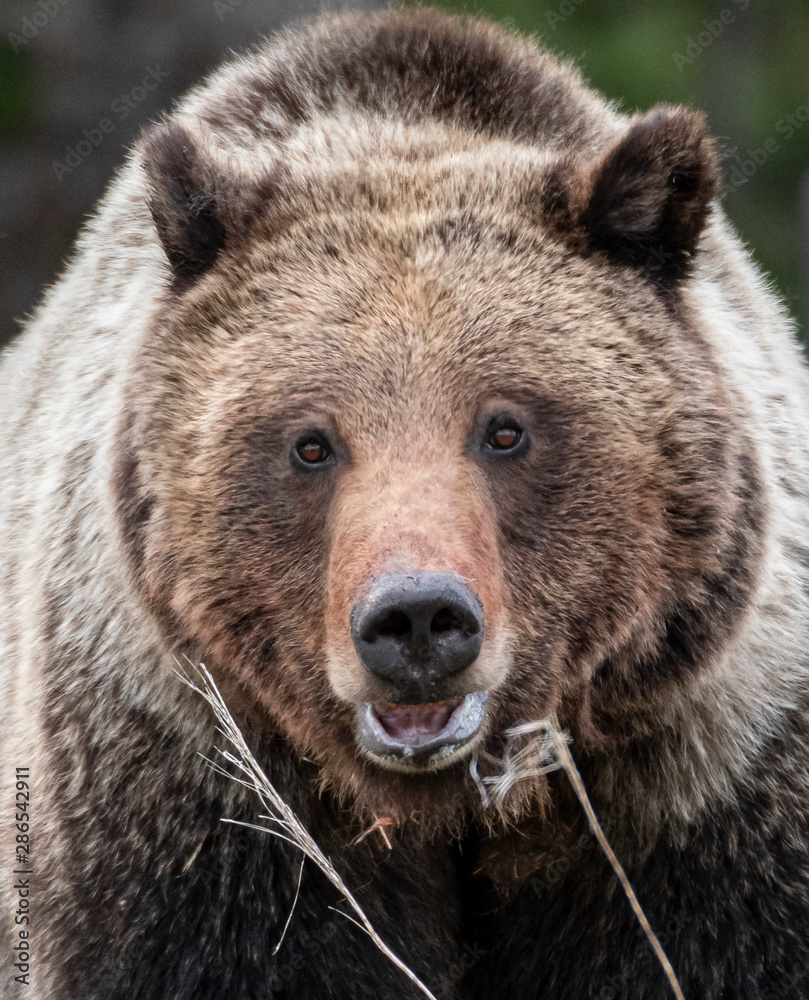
[351,571,485,688]
[371,609,411,641]
[431,607,464,634]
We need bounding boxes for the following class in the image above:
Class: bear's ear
[140,122,264,290]
[543,106,721,285]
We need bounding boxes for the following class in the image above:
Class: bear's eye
[484,418,526,455]
[293,435,332,467]
[489,427,521,449]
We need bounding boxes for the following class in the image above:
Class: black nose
[351,572,484,698]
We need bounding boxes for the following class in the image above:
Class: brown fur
[2,9,809,999]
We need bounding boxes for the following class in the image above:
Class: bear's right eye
[482,415,527,457]
[292,435,333,467]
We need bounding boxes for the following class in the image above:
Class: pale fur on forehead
[176,8,622,157]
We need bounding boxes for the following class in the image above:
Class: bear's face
[118,107,742,826]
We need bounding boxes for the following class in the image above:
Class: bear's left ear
[543,106,721,285]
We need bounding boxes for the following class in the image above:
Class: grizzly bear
[2,7,809,999]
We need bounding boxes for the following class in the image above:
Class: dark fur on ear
[542,106,721,285]
[140,122,273,290]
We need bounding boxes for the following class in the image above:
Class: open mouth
[356,691,489,771]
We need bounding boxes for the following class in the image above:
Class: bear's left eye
[293,435,333,467]
[484,417,526,456]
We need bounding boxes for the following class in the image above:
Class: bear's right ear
[140,122,266,291]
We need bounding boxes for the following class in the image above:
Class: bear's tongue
[373,700,459,745]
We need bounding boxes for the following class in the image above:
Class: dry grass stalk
[181,660,683,999]
[177,660,439,1000]
[471,716,687,1000]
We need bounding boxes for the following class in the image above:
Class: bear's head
[115,104,760,832]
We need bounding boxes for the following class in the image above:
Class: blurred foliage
[0,39,35,140]
[416,0,809,334]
